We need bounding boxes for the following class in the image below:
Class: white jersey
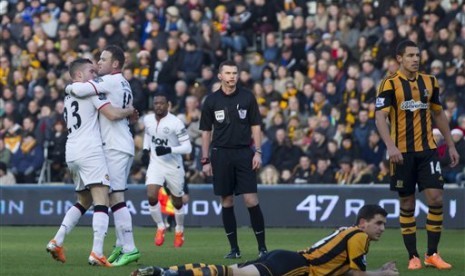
[69,73,135,155]
[143,113,190,169]
[64,93,109,162]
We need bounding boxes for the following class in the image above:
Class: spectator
[308,157,335,184]
[47,120,67,182]
[0,139,12,167]
[361,129,386,167]
[306,127,328,163]
[0,161,16,185]
[269,128,302,171]
[352,109,376,149]
[1,116,22,154]
[335,156,352,185]
[258,164,280,185]
[10,133,44,184]
[291,156,312,184]
[441,129,465,183]
[349,159,373,184]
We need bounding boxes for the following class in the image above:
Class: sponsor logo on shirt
[400,100,428,111]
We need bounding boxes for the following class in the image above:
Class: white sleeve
[143,131,151,151]
[143,117,151,150]
[171,120,192,154]
[70,79,107,98]
[90,95,111,110]
[171,138,192,154]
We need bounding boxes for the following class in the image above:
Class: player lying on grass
[131,204,399,276]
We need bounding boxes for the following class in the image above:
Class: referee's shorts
[211,147,257,196]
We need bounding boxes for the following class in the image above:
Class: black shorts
[390,150,444,196]
[239,250,309,276]
[211,147,257,196]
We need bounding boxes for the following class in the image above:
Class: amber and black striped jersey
[301,226,369,276]
[375,70,442,153]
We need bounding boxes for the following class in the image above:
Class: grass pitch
[0,226,464,276]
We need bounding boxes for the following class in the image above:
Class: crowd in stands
[0,0,464,186]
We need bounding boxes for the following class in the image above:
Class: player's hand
[387,145,403,164]
[141,149,150,166]
[129,108,139,122]
[448,146,459,167]
[380,261,399,276]
[252,152,262,171]
[202,163,212,176]
[155,146,172,156]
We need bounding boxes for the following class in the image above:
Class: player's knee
[243,195,259,207]
[172,198,183,210]
[110,192,125,206]
[148,197,158,206]
[428,194,443,206]
[399,195,415,210]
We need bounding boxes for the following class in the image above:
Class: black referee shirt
[199,87,261,148]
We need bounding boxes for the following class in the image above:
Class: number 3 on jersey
[64,101,81,134]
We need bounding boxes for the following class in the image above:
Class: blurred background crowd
[0,0,464,186]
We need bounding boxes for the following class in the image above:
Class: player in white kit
[65,45,140,266]
[143,92,192,247]
[46,58,134,267]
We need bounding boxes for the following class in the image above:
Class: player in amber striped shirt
[375,40,459,270]
[131,205,399,276]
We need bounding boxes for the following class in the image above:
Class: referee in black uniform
[199,60,267,258]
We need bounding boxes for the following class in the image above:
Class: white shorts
[67,153,110,192]
[146,163,185,197]
[104,149,133,192]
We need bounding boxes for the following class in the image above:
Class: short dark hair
[103,45,125,69]
[69,58,93,79]
[396,40,418,56]
[153,91,169,102]
[219,60,237,72]
[355,204,388,225]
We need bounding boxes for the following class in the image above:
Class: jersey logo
[423,89,429,97]
[93,77,103,83]
[98,93,107,100]
[375,97,385,108]
[215,110,225,123]
[163,127,169,134]
[238,108,247,119]
[400,100,428,112]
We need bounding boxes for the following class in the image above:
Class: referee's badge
[215,110,225,123]
[238,109,247,119]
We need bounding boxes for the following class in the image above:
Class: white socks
[113,207,136,253]
[149,203,166,229]
[175,207,184,233]
[91,208,109,257]
[54,205,84,246]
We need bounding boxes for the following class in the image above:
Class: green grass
[0,226,464,276]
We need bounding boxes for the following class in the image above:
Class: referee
[199,60,267,258]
